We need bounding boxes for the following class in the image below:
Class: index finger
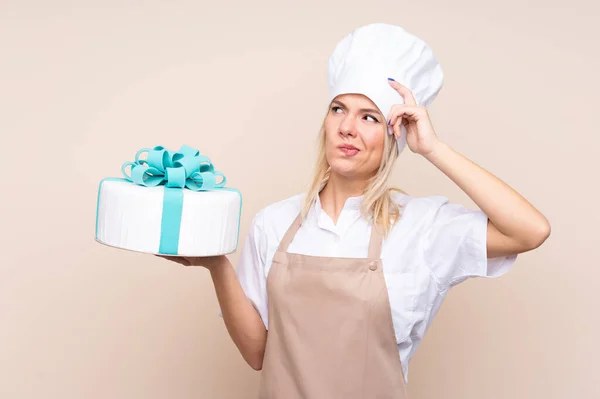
[388,78,417,106]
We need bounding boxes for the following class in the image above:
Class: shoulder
[256,192,304,220]
[389,191,457,232]
[252,192,305,232]
[390,190,450,215]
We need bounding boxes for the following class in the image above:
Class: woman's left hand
[387,79,442,156]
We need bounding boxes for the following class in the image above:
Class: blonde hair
[300,103,408,237]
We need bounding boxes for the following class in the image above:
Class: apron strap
[277,213,303,253]
[367,221,383,259]
[277,212,384,260]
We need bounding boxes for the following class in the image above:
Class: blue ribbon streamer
[121,145,227,255]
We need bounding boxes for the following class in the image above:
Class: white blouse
[230,191,517,384]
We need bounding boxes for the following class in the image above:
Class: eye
[365,114,379,123]
[331,106,342,113]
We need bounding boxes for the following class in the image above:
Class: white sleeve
[421,197,517,289]
[218,210,269,329]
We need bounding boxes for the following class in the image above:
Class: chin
[329,160,360,178]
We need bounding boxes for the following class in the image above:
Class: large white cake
[95,145,242,257]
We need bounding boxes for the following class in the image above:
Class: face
[324,93,386,179]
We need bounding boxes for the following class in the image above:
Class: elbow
[247,351,265,371]
[242,337,266,371]
[250,359,263,371]
[526,221,551,249]
[234,323,267,371]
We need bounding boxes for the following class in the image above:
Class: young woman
[161,23,550,398]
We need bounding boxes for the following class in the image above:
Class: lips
[338,144,359,156]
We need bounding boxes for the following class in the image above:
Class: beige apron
[258,212,408,399]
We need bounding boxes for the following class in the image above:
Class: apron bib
[258,213,408,398]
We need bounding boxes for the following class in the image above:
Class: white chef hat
[327,22,444,155]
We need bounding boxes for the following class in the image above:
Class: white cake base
[95,179,242,257]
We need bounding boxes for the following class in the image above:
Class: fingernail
[388,77,395,81]
[387,119,391,125]
[387,126,393,135]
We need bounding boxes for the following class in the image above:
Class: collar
[312,192,364,234]
[314,192,364,212]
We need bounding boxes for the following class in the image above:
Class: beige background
[1,1,598,398]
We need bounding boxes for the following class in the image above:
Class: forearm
[424,141,551,246]
[209,257,267,370]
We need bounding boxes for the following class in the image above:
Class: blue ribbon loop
[121,145,227,255]
[122,144,226,191]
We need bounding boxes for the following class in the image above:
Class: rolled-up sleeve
[218,210,269,329]
[421,196,517,289]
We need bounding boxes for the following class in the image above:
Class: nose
[339,115,357,138]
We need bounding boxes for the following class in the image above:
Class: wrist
[207,255,229,274]
[423,139,448,163]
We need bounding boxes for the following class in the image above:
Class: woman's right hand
[155,254,226,272]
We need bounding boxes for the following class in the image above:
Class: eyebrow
[331,100,379,115]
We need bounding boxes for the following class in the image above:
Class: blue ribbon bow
[121,144,227,255]
[121,144,227,191]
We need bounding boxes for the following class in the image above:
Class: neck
[319,172,367,224]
